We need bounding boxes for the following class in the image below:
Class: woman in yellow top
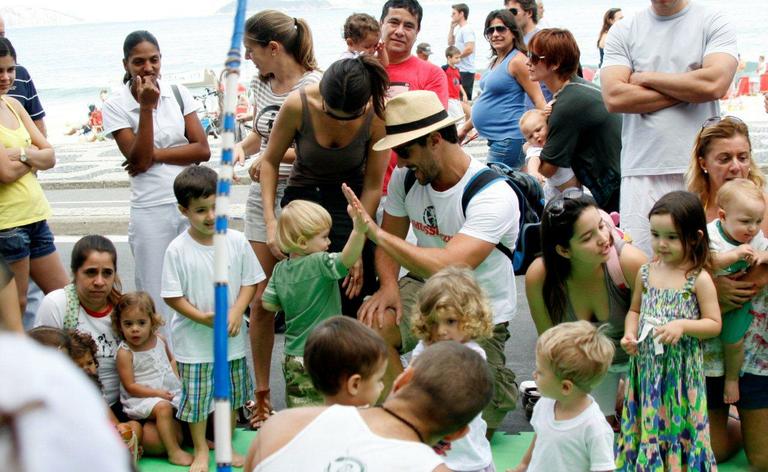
[0,38,67,314]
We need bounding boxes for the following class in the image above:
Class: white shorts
[620,174,685,257]
[591,363,628,417]
[244,180,287,242]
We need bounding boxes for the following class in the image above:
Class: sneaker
[520,380,541,421]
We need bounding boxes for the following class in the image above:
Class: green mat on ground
[137,428,751,471]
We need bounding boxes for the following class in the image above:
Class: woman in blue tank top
[458,9,546,169]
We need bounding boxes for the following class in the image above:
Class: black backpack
[403,162,544,273]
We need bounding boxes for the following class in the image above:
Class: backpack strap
[171,84,184,114]
[63,283,80,330]
[403,169,417,196]
[461,169,514,261]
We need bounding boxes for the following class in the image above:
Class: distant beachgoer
[341,13,387,67]
[442,46,470,123]
[102,30,211,330]
[596,8,623,68]
[536,1,549,28]
[527,28,622,212]
[232,9,322,430]
[459,9,546,170]
[601,0,738,256]
[447,3,476,99]
[0,37,68,315]
[416,42,432,62]
[244,341,493,472]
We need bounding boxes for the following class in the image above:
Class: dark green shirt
[541,76,622,210]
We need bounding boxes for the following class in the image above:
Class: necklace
[378,405,425,443]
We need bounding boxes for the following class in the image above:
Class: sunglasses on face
[508,7,519,15]
[484,25,510,37]
[526,50,546,65]
[393,142,414,159]
[700,115,746,130]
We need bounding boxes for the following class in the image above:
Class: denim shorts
[706,374,768,410]
[0,220,57,263]
[487,137,525,170]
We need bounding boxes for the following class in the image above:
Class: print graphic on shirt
[411,205,452,242]
[91,329,118,358]
[325,457,365,471]
[387,82,411,99]
[256,104,281,140]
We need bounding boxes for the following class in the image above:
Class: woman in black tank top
[259,56,390,316]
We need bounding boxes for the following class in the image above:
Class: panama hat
[372,90,462,151]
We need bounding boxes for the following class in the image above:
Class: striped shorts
[176,357,252,423]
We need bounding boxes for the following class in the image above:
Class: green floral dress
[615,264,716,471]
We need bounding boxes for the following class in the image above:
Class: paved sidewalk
[42,137,492,235]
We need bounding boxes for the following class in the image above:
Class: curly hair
[412,266,493,344]
[112,291,164,341]
[68,330,99,367]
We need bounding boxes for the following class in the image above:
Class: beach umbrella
[213,0,247,471]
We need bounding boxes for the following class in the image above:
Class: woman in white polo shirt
[103,30,210,327]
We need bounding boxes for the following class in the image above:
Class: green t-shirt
[540,76,622,209]
[263,252,348,356]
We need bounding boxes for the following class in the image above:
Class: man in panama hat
[344,90,521,437]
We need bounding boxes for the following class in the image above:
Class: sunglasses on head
[526,50,546,65]
[545,188,585,217]
[484,25,510,37]
[700,115,746,130]
[322,100,366,121]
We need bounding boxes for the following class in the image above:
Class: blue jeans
[487,137,525,170]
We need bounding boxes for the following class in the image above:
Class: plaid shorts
[176,357,252,423]
[283,355,323,408]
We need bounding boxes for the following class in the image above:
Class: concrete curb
[49,216,246,236]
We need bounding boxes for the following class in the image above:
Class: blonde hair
[276,200,332,253]
[536,320,614,392]
[112,291,164,341]
[519,108,547,132]
[716,178,765,212]
[686,117,764,211]
[412,266,493,344]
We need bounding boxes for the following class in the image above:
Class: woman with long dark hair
[526,193,646,425]
[597,8,623,68]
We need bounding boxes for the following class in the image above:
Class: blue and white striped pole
[214,1,247,470]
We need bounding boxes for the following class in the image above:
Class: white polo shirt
[102,80,200,208]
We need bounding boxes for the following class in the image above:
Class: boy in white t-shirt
[519,109,580,202]
[512,321,615,472]
[162,166,265,471]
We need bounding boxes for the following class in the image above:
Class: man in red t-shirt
[379,0,449,192]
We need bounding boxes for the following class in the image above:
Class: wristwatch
[19,147,28,164]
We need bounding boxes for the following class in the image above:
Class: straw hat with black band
[372,90,462,151]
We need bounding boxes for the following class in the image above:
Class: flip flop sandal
[519,380,541,421]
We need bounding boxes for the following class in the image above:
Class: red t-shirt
[383,56,449,193]
[443,65,461,100]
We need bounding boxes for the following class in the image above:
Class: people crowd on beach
[2,0,768,471]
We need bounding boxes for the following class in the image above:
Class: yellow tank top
[0,96,50,230]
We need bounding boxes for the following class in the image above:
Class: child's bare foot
[232,452,245,468]
[724,379,740,404]
[167,448,194,466]
[189,450,209,472]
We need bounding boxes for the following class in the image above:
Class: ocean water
[9,0,768,136]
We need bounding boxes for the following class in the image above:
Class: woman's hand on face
[134,76,160,108]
